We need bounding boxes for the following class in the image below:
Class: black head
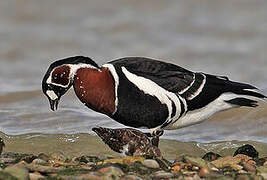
[42,56,99,111]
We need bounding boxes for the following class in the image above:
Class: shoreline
[1,132,266,159]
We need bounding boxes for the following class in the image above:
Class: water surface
[0,0,267,147]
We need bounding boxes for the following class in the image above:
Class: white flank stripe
[187,74,206,100]
[179,74,195,94]
[121,66,182,122]
[102,63,119,114]
[165,92,245,130]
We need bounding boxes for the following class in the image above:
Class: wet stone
[142,159,160,169]
[242,162,256,172]
[32,158,48,166]
[233,144,259,158]
[98,165,124,179]
[29,172,45,180]
[152,170,174,179]
[120,174,143,180]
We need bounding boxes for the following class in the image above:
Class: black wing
[108,57,265,111]
[108,57,195,93]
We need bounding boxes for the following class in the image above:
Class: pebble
[171,164,181,172]
[153,170,174,178]
[199,167,210,177]
[29,172,45,180]
[98,165,124,179]
[242,162,256,172]
[120,175,143,180]
[142,159,160,169]
[32,158,48,166]
[202,152,221,161]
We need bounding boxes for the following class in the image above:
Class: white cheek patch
[46,90,58,100]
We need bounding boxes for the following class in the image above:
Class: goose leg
[151,130,164,147]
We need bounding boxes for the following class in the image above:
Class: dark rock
[255,157,266,166]
[202,152,221,161]
[73,155,89,164]
[233,144,259,158]
[0,137,5,155]
[21,154,37,163]
[92,127,161,157]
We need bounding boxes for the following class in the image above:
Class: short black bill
[49,98,59,111]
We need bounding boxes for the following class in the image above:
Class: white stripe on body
[165,92,257,130]
[121,66,185,129]
[187,73,206,100]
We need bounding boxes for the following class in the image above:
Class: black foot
[151,136,159,147]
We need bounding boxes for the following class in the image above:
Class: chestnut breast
[73,67,116,115]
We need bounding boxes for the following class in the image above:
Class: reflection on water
[0,0,267,145]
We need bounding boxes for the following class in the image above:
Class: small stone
[79,173,102,180]
[98,165,124,179]
[171,164,181,173]
[255,157,266,166]
[247,160,256,165]
[4,164,29,180]
[233,144,259,158]
[152,170,174,178]
[242,162,256,172]
[32,158,48,166]
[29,173,45,180]
[202,152,221,161]
[120,175,143,180]
[22,154,37,163]
[199,167,210,177]
[142,159,160,169]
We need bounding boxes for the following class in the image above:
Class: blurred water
[0,0,267,143]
